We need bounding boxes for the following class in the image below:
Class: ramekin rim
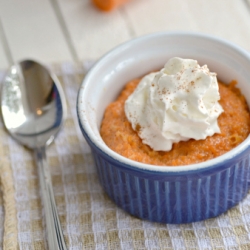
[77,31,250,173]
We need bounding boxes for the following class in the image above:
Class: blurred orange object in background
[92,0,128,11]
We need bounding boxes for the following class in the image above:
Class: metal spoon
[1,60,67,249]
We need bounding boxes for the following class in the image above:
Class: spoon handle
[35,147,67,250]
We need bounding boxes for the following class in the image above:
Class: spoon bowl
[1,60,65,148]
[1,60,67,249]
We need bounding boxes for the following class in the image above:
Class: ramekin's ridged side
[92,150,250,224]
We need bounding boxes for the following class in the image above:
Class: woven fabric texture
[0,63,250,250]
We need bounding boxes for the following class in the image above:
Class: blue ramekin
[77,32,250,223]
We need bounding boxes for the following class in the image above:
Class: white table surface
[1,0,250,69]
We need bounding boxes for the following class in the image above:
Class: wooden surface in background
[0,0,250,69]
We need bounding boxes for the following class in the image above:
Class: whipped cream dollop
[124,57,224,151]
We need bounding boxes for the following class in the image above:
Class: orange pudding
[100,79,250,166]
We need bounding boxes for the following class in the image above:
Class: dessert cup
[77,32,250,223]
